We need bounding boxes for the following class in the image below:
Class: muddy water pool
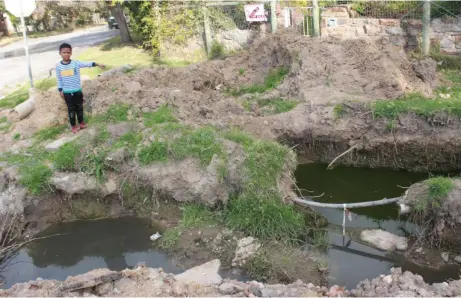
[0,217,243,289]
[296,163,461,288]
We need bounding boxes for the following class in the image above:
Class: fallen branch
[327,144,358,170]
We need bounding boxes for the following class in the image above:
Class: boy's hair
[59,43,72,52]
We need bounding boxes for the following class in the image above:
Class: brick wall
[321,5,461,55]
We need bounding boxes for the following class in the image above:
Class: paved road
[0,26,119,93]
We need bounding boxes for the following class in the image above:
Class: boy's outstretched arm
[56,67,64,100]
[76,61,106,69]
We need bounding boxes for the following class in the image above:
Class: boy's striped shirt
[56,60,95,93]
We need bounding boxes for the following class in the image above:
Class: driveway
[0,26,119,93]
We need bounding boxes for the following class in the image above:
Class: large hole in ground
[295,163,461,288]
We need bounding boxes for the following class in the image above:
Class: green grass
[77,36,154,79]
[333,104,345,119]
[138,141,168,165]
[415,177,454,212]
[91,104,130,123]
[143,105,176,127]
[372,71,461,120]
[209,41,225,60]
[229,67,290,96]
[114,131,142,154]
[12,133,20,141]
[0,78,58,109]
[431,52,461,70]
[239,68,246,75]
[79,149,115,182]
[223,130,305,242]
[19,163,53,195]
[170,127,224,165]
[33,125,67,142]
[180,204,217,228]
[159,203,216,250]
[54,142,82,171]
[251,97,298,115]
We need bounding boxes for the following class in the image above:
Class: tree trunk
[0,11,10,37]
[110,2,132,43]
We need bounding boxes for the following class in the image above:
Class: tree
[0,0,9,37]
[107,1,131,43]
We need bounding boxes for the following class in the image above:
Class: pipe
[293,196,401,209]
[13,88,36,120]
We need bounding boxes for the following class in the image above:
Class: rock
[218,282,243,295]
[98,65,133,78]
[106,148,129,165]
[232,237,261,267]
[415,247,423,253]
[51,173,99,195]
[360,229,408,251]
[441,252,450,263]
[385,27,404,36]
[454,255,461,264]
[175,259,222,286]
[45,135,79,151]
[104,179,117,195]
[141,107,151,113]
[412,58,437,87]
[94,282,113,295]
[59,269,122,292]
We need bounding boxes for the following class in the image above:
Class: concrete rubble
[2,260,461,297]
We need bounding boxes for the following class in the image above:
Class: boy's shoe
[79,122,87,130]
[71,126,80,134]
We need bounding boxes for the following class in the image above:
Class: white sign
[327,18,337,27]
[244,4,267,22]
[4,0,36,17]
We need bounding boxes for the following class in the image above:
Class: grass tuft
[229,67,290,96]
[54,142,82,171]
[19,164,53,195]
[138,141,168,165]
[33,125,67,142]
[181,204,217,229]
[143,105,176,127]
[91,104,130,123]
[415,177,454,212]
[171,127,223,165]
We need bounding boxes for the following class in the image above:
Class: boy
[56,43,105,133]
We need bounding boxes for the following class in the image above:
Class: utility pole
[20,0,34,88]
[422,0,431,56]
[313,0,320,37]
[270,0,277,33]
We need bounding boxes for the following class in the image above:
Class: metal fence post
[203,6,212,55]
[422,0,431,56]
[313,0,320,37]
[270,0,277,33]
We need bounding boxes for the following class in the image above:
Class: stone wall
[321,5,461,54]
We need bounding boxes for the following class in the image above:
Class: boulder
[360,229,408,251]
[232,237,261,267]
[175,259,222,286]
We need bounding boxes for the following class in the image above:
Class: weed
[431,52,461,70]
[225,140,304,242]
[0,88,28,109]
[224,127,255,147]
[91,104,130,123]
[159,228,182,250]
[79,149,116,181]
[143,105,176,127]
[12,133,20,141]
[257,98,298,115]
[209,41,225,60]
[310,230,331,251]
[138,141,168,165]
[170,127,223,165]
[19,164,52,195]
[333,104,344,119]
[0,117,7,124]
[33,125,66,142]
[181,204,217,228]
[114,131,142,154]
[415,177,454,212]
[386,119,396,132]
[238,68,246,75]
[229,67,290,96]
[54,142,82,171]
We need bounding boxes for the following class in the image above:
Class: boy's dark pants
[64,91,84,127]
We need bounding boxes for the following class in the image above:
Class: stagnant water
[295,163,461,288]
[1,165,460,289]
[0,217,242,289]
